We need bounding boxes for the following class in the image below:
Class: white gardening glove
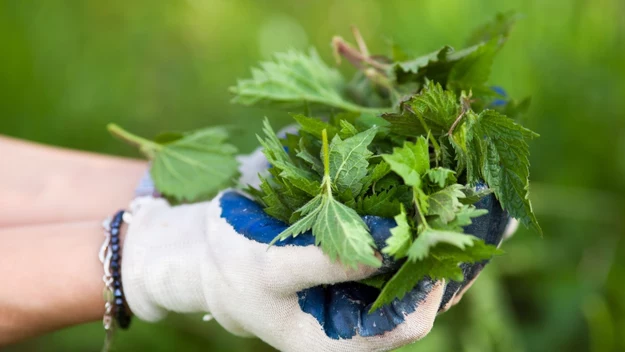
[122,148,516,352]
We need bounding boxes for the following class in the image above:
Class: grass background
[2,0,624,351]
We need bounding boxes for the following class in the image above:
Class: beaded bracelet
[99,210,133,350]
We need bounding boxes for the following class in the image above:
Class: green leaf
[465,11,519,46]
[296,137,324,175]
[473,110,541,233]
[359,273,394,289]
[460,186,493,204]
[393,46,454,81]
[231,49,381,114]
[427,184,465,224]
[407,227,477,261]
[258,119,321,196]
[257,177,292,223]
[271,195,323,245]
[447,40,499,94]
[293,114,338,140]
[108,124,239,202]
[356,188,401,218]
[425,167,457,188]
[328,127,378,196]
[338,119,359,139]
[270,128,380,269]
[409,81,460,131]
[359,161,392,196]
[382,204,413,259]
[381,137,430,187]
[382,82,459,136]
[370,256,462,312]
[313,194,380,269]
[371,237,502,312]
[431,204,489,232]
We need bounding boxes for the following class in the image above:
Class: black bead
[117,311,131,329]
[113,280,121,288]
[111,244,120,253]
[114,288,123,298]
[110,260,119,270]
[115,298,124,306]
[112,271,120,279]
[112,253,120,261]
[110,236,119,244]
[111,228,119,236]
[113,211,124,222]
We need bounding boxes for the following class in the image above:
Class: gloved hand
[122,149,516,352]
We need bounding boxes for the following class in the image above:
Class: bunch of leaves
[108,12,540,309]
[236,12,540,308]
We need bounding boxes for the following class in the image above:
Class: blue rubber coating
[219,191,315,246]
[219,187,509,339]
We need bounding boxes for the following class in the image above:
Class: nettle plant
[110,13,539,310]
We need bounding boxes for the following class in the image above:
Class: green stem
[414,116,441,165]
[107,124,161,158]
[413,188,429,228]
[321,129,333,197]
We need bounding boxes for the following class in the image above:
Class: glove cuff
[122,197,210,322]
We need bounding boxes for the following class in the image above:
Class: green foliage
[107,124,239,202]
[270,129,380,269]
[230,49,383,114]
[108,11,540,310]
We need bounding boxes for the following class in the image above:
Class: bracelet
[99,210,133,349]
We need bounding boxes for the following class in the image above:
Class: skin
[0,136,146,345]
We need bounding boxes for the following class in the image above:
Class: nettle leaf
[296,138,324,175]
[371,238,501,312]
[431,204,488,231]
[370,255,461,312]
[108,124,239,202]
[447,39,499,95]
[359,161,392,196]
[393,46,453,82]
[425,167,457,188]
[407,227,477,261]
[258,119,321,196]
[328,127,378,196]
[382,204,412,259]
[473,110,541,233]
[410,81,460,131]
[383,81,459,136]
[382,137,430,187]
[356,188,401,218]
[293,114,338,140]
[427,184,465,224]
[338,119,359,139]
[313,194,380,268]
[231,49,380,114]
[271,128,380,269]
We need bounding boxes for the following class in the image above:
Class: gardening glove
[122,148,515,352]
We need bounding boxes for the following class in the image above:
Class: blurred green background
[2,0,624,351]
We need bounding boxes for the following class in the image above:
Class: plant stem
[413,188,429,227]
[107,124,161,158]
[321,129,333,196]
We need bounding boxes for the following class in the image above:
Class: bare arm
[0,221,124,345]
[0,136,143,344]
[0,136,146,228]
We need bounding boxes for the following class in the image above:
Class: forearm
[0,221,119,345]
[0,136,146,228]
